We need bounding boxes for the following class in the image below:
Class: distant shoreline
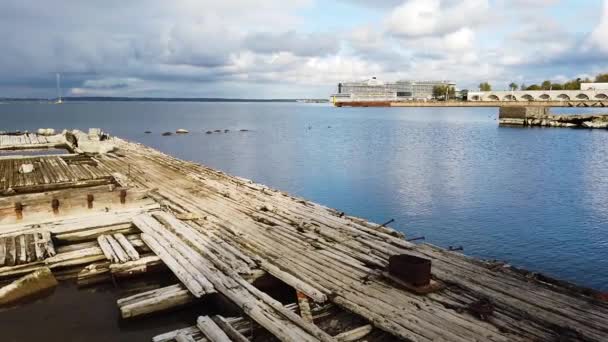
[0,97,329,103]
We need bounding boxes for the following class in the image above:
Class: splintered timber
[0,129,607,342]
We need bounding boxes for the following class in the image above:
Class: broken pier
[1,129,607,341]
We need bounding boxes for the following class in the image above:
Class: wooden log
[197,316,232,342]
[54,224,138,243]
[118,284,195,319]
[153,327,202,342]
[5,236,16,266]
[97,235,117,262]
[41,231,55,257]
[105,234,129,263]
[134,214,327,342]
[17,235,27,264]
[114,233,140,261]
[109,255,163,278]
[212,315,250,342]
[135,216,216,293]
[33,233,44,261]
[0,237,5,266]
[175,333,196,342]
[77,261,111,286]
[139,234,207,297]
[334,325,373,342]
[44,246,105,269]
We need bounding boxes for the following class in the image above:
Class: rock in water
[176,129,189,134]
[18,164,34,174]
[162,132,173,136]
[0,267,58,306]
[144,131,152,134]
[37,128,55,136]
[206,131,213,134]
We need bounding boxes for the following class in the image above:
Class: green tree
[432,85,445,99]
[432,85,455,100]
[563,80,579,90]
[541,80,552,90]
[520,83,527,91]
[479,82,491,91]
[508,82,518,91]
[526,84,541,90]
[563,77,588,90]
[551,83,564,90]
[595,73,608,82]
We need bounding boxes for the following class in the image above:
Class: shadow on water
[0,274,213,342]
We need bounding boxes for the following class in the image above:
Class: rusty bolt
[87,194,94,209]
[120,189,127,204]
[14,202,23,220]
[52,199,60,214]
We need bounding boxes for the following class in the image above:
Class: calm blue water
[2,102,607,290]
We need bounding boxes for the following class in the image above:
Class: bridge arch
[521,94,534,101]
[557,94,570,101]
[539,94,551,100]
[503,95,516,101]
[576,93,590,100]
[595,93,608,100]
[470,95,480,101]
[487,94,499,101]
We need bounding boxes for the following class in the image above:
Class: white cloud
[589,0,608,53]
[386,0,489,37]
[443,28,475,51]
[0,0,605,98]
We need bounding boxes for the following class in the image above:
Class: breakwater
[499,106,608,128]
[334,100,608,107]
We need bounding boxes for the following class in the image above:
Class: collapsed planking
[0,129,607,342]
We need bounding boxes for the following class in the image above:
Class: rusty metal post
[120,189,127,204]
[14,202,23,220]
[52,199,60,214]
[388,254,431,287]
[87,194,94,209]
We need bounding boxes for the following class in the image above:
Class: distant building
[332,78,455,103]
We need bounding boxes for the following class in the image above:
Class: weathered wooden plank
[212,315,250,342]
[175,333,196,342]
[117,284,195,319]
[134,215,216,293]
[139,234,207,298]
[334,325,373,342]
[114,233,140,261]
[197,316,232,342]
[97,235,117,262]
[0,237,6,265]
[109,255,163,277]
[105,234,129,263]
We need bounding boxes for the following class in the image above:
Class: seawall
[499,106,608,128]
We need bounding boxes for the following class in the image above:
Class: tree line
[479,73,608,92]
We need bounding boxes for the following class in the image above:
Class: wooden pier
[1,129,607,341]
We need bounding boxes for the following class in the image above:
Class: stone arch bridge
[467,90,608,102]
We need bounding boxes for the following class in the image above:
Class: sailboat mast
[56,73,62,102]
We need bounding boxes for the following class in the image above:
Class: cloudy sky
[1,0,606,98]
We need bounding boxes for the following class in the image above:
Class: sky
[1,0,607,98]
